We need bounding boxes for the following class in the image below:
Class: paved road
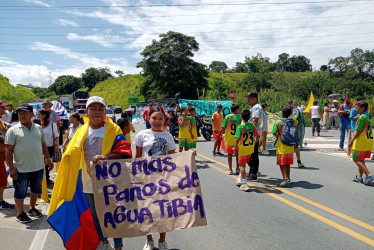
[1,124,374,249]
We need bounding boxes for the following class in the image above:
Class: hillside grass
[0,75,37,107]
[90,74,145,108]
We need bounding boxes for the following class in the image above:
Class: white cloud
[58,19,79,27]
[23,0,51,8]
[67,32,126,48]
[0,43,139,88]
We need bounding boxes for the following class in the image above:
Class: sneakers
[364,175,374,185]
[212,151,217,157]
[297,162,305,168]
[0,200,15,209]
[336,148,345,151]
[235,178,243,186]
[262,150,270,155]
[235,169,240,175]
[28,207,42,218]
[143,240,155,250]
[278,179,291,187]
[16,213,32,224]
[158,241,169,250]
[226,170,234,175]
[216,152,224,156]
[239,184,250,192]
[247,174,257,181]
[352,176,363,183]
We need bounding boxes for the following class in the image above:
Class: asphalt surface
[1,123,374,250]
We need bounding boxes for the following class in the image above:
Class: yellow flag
[303,91,315,113]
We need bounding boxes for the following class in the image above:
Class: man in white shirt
[1,103,13,124]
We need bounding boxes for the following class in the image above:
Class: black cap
[261,103,268,109]
[244,92,258,99]
[17,104,33,112]
[217,104,223,108]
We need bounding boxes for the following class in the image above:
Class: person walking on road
[338,95,354,151]
[37,109,59,184]
[0,101,15,209]
[348,100,374,185]
[246,92,263,181]
[310,100,322,137]
[323,102,330,128]
[328,100,339,129]
[212,104,224,156]
[260,103,269,155]
[5,104,53,223]
[143,103,153,129]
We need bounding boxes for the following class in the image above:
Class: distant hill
[0,74,37,107]
[90,74,145,108]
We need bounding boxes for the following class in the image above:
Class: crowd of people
[0,92,373,250]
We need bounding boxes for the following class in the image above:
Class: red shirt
[143,108,150,122]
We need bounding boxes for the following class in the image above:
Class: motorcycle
[195,115,212,141]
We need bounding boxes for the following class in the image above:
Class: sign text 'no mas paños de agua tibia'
[90,151,207,238]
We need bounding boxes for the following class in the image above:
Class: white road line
[29,204,50,250]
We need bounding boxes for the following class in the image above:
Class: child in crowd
[117,118,132,142]
[348,100,374,185]
[273,106,296,187]
[219,104,242,175]
[121,111,136,143]
[288,101,305,168]
[260,103,269,155]
[189,107,198,155]
[212,104,224,156]
[234,110,259,191]
[134,105,176,250]
[178,106,193,152]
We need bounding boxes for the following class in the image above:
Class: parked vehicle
[106,108,116,122]
[113,106,122,114]
[195,115,212,141]
[68,91,89,110]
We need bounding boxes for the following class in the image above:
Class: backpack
[280,118,298,146]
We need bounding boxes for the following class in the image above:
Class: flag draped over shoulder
[47,118,131,250]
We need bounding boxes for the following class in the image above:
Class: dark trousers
[312,118,321,134]
[45,146,54,181]
[248,141,259,176]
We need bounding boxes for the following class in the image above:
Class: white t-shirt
[42,122,59,147]
[134,129,176,158]
[68,123,83,141]
[1,110,12,123]
[83,123,107,193]
[310,106,320,119]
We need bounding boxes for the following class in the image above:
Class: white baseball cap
[86,96,106,108]
[333,100,338,103]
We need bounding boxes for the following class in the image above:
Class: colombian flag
[48,118,131,249]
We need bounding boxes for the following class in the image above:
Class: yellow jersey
[234,122,258,157]
[221,114,242,146]
[352,114,373,151]
[178,116,191,139]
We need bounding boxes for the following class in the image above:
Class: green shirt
[5,122,45,173]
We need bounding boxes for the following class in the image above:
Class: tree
[209,78,230,99]
[209,61,228,73]
[115,70,125,77]
[276,53,291,72]
[244,54,275,73]
[136,31,209,99]
[233,62,248,73]
[320,65,328,71]
[49,75,82,95]
[81,67,113,89]
[33,87,53,99]
[289,55,312,72]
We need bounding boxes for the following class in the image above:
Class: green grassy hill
[90,74,145,108]
[0,74,37,107]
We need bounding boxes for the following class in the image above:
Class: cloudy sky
[1,0,373,87]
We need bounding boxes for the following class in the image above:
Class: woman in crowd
[310,100,323,137]
[62,112,84,152]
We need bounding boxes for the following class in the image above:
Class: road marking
[29,204,50,250]
[197,153,374,232]
[196,157,374,247]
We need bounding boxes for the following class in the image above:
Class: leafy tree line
[33,67,124,98]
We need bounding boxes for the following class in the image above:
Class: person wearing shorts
[348,100,374,185]
[234,110,259,191]
[189,107,198,154]
[212,104,224,156]
[178,106,192,152]
[273,106,295,187]
[219,104,242,175]
[5,104,53,223]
